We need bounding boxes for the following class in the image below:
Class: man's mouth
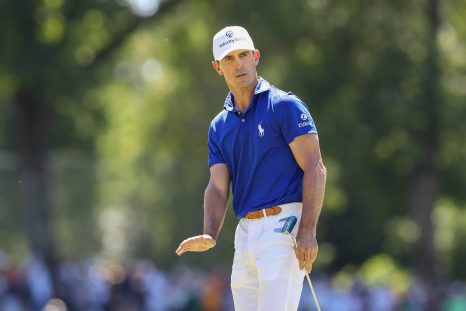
[236,73,247,77]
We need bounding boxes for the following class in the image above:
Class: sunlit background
[1,0,466,310]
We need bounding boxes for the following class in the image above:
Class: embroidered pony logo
[258,122,265,137]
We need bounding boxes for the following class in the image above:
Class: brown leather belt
[244,206,282,219]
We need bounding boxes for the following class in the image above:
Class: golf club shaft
[304,271,321,311]
[291,236,322,311]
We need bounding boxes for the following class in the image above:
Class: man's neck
[229,77,259,113]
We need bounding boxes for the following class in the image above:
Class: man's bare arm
[176,163,230,255]
[203,163,230,239]
[289,133,327,272]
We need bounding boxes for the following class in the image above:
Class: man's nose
[234,58,242,70]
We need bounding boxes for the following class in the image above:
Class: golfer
[176,26,327,311]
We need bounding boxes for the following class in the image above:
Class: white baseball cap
[212,26,255,61]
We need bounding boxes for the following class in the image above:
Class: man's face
[212,49,260,89]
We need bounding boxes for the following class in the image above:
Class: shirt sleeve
[207,123,225,167]
[273,94,318,144]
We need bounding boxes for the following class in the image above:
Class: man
[176,26,327,310]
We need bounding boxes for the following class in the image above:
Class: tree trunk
[15,88,60,297]
[410,0,442,309]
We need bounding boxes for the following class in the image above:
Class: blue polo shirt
[208,78,318,218]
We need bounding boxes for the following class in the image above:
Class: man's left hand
[295,233,318,273]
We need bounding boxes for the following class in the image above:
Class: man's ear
[212,60,223,76]
[253,50,261,66]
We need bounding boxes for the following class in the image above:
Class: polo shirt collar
[223,77,271,112]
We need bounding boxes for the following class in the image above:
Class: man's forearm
[299,160,327,236]
[203,183,229,240]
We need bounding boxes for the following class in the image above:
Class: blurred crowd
[0,251,465,311]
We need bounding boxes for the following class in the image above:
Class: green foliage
[358,254,410,294]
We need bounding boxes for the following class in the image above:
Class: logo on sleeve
[298,114,313,128]
[258,122,265,137]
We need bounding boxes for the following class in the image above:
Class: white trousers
[231,202,305,311]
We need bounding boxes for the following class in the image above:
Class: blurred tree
[0,0,183,296]
[408,0,442,308]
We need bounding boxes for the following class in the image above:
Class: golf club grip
[291,236,322,311]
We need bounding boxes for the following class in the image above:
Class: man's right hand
[175,234,216,256]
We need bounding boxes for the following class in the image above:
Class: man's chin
[236,75,255,85]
